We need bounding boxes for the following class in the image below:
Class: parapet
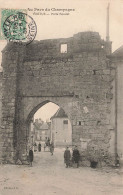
[2,31,112,61]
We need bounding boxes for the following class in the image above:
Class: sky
[0,0,123,66]
[0,0,123,52]
[0,0,123,120]
[34,102,59,122]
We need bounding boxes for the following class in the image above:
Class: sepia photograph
[0,0,123,194]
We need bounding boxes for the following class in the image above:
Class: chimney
[106,3,110,42]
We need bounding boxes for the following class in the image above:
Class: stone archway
[16,97,74,163]
[0,32,116,165]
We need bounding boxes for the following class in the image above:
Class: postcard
[0,0,123,195]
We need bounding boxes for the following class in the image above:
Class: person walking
[50,142,54,155]
[64,146,71,168]
[29,147,33,167]
[72,146,80,168]
[38,142,41,152]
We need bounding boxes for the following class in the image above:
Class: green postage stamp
[0,8,37,44]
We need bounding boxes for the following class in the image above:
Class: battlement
[2,31,112,62]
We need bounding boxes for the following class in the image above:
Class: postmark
[0,9,37,44]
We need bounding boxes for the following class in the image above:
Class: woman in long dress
[29,148,33,167]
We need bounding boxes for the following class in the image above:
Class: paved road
[0,148,123,195]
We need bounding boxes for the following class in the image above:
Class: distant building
[50,108,72,147]
[30,118,51,143]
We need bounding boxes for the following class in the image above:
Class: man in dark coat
[64,146,71,168]
[38,142,41,152]
[72,146,80,168]
[29,148,33,167]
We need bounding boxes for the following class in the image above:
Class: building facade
[33,119,51,142]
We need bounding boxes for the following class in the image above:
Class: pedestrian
[72,146,80,168]
[116,153,120,167]
[64,146,71,168]
[38,142,41,152]
[44,143,46,151]
[34,142,37,152]
[50,141,54,155]
[47,137,50,145]
[29,147,33,167]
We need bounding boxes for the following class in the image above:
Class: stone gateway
[0,31,120,166]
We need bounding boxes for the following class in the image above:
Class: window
[60,44,67,53]
[77,121,84,126]
[63,120,68,124]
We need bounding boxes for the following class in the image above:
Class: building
[32,119,51,142]
[109,46,123,165]
[50,108,72,147]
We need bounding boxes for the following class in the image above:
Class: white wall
[51,117,72,146]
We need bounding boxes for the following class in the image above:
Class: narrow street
[0,148,123,195]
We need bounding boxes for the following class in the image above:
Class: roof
[51,108,68,119]
[34,122,42,130]
[111,46,123,58]
[34,122,49,130]
[40,123,49,130]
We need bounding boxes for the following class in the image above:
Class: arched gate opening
[24,101,72,165]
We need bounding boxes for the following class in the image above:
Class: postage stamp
[0,9,37,44]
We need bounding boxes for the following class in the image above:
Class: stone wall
[0,72,2,125]
[0,72,3,161]
[0,31,115,165]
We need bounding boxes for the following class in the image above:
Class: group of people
[33,142,42,152]
[64,146,80,168]
[44,138,54,155]
[28,143,80,168]
[28,141,54,166]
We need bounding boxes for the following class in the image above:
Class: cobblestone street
[0,148,123,195]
